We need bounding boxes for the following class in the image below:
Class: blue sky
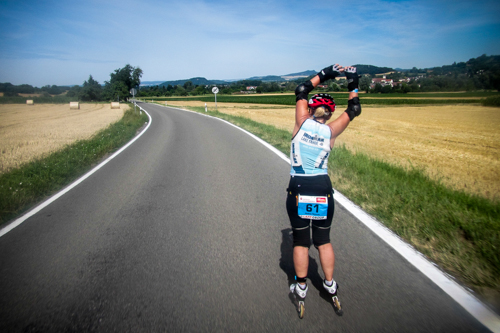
[0,0,499,87]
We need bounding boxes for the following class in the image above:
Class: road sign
[212,87,219,110]
[130,88,137,96]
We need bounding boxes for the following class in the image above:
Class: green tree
[328,81,341,92]
[401,83,411,93]
[359,75,372,93]
[183,81,194,92]
[174,85,187,96]
[285,81,297,92]
[102,64,143,101]
[66,85,81,98]
[381,85,393,93]
[79,75,102,101]
[192,85,207,95]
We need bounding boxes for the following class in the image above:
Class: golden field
[164,100,500,201]
[0,103,125,173]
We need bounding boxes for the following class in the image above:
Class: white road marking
[0,105,152,238]
[165,104,500,333]
[1,102,499,332]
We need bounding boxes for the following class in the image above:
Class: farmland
[0,103,125,173]
[153,91,497,106]
[0,102,148,226]
[158,99,500,202]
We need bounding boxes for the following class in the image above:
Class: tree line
[1,55,499,99]
[138,54,500,96]
[0,64,142,102]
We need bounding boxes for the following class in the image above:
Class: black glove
[344,67,360,92]
[295,80,314,102]
[317,64,342,83]
[345,97,361,121]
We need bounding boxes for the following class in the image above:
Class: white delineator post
[130,88,137,113]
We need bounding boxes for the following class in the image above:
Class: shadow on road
[279,228,339,312]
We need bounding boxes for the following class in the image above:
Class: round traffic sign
[130,88,137,95]
[212,87,219,94]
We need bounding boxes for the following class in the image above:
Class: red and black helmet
[308,93,336,115]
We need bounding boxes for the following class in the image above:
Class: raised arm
[328,66,362,140]
[293,64,343,136]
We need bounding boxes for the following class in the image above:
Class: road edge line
[163,104,500,332]
[0,106,152,238]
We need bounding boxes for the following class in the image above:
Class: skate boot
[323,279,343,315]
[290,282,308,319]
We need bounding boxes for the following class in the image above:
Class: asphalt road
[0,102,490,332]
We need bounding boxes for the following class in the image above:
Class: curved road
[0,102,490,332]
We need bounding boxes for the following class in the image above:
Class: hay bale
[111,102,120,109]
[26,100,34,105]
[69,102,80,109]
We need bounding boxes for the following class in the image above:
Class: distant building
[246,86,257,90]
[371,77,394,89]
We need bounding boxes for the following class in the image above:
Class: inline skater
[286,64,361,318]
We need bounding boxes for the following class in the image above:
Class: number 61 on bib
[297,195,328,220]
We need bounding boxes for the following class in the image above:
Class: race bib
[298,195,328,220]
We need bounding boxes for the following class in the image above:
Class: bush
[482,96,500,107]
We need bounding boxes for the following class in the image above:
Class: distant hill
[248,70,317,82]
[247,75,284,82]
[157,77,227,87]
[152,67,395,87]
[140,55,499,88]
[285,70,317,77]
[353,64,394,76]
[141,81,167,86]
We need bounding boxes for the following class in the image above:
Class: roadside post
[130,88,137,113]
[212,87,219,111]
[205,103,207,112]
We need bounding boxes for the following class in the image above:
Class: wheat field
[0,103,125,173]
[164,100,500,201]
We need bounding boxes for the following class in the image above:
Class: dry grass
[166,100,500,201]
[0,103,125,173]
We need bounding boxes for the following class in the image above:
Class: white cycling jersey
[290,119,331,176]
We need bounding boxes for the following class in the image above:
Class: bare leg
[318,243,335,281]
[293,246,309,283]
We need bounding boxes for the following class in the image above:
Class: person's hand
[344,66,360,92]
[318,64,344,83]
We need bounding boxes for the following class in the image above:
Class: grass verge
[0,104,148,225]
[181,104,500,305]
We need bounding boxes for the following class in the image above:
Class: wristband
[351,89,359,93]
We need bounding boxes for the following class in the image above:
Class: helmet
[308,93,336,116]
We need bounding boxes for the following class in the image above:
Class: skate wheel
[298,302,305,319]
[333,297,343,316]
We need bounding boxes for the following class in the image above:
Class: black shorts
[286,175,335,247]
